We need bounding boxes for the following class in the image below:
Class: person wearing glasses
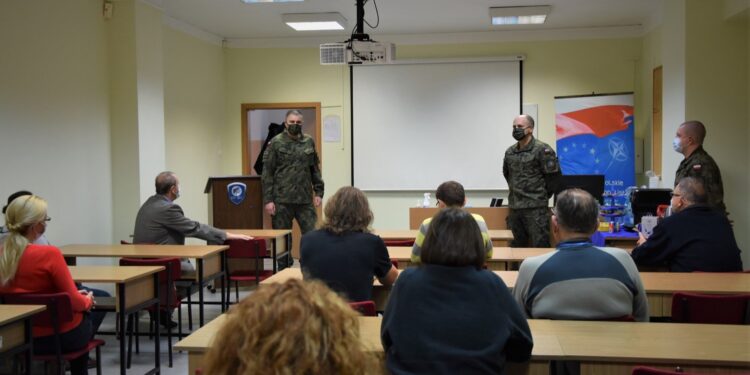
[0,195,105,375]
[631,177,742,272]
[0,190,50,244]
[503,114,561,248]
[261,109,324,270]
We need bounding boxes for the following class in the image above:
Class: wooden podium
[204,176,263,229]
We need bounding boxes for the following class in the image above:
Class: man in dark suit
[631,177,742,272]
[134,171,251,274]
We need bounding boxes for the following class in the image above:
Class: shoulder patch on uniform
[693,164,701,170]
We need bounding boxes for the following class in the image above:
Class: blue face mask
[672,137,683,153]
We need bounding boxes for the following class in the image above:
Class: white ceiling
[153,0,663,44]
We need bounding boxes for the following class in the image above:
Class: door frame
[241,102,322,175]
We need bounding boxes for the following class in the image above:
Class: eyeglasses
[670,192,681,197]
[44,217,51,222]
[287,121,303,125]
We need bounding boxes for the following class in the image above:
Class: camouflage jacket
[262,132,324,205]
[675,146,725,213]
[503,137,561,209]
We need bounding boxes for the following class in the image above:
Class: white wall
[0,0,113,246]
[162,24,226,242]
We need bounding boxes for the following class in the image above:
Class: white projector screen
[352,58,522,191]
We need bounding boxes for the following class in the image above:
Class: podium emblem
[227,182,247,205]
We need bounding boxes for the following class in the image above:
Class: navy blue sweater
[631,205,743,272]
[381,265,533,375]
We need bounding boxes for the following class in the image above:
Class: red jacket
[0,244,92,337]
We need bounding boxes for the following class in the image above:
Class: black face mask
[287,123,302,136]
[512,128,526,141]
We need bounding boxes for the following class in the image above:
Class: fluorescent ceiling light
[490,6,550,25]
[241,0,303,3]
[283,13,346,31]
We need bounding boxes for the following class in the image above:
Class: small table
[221,229,292,273]
[388,246,555,270]
[374,229,513,247]
[0,305,46,375]
[61,244,228,327]
[601,229,639,249]
[70,265,163,375]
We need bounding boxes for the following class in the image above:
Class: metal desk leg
[118,283,126,375]
[220,252,227,313]
[24,319,32,375]
[153,272,160,373]
[272,238,277,273]
[198,258,205,326]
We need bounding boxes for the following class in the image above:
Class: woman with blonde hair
[300,186,398,302]
[204,279,381,375]
[0,195,101,375]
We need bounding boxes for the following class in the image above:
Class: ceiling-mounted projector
[320,41,395,65]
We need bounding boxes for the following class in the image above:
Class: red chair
[671,292,750,324]
[3,292,105,375]
[384,239,415,247]
[632,366,705,375]
[349,301,377,316]
[225,239,274,304]
[391,259,399,269]
[119,257,182,367]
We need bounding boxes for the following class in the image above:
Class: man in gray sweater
[513,188,649,322]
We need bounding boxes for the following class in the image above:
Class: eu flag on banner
[555,95,635,198]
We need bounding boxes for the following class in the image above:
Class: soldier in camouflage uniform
[672,120,726,214]
[503,115,561,247]
[262,110,325,267]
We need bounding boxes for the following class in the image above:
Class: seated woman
[0,195,105,375]
[381,208,533,375]
[204,279,381,374]
[300,186,398,302]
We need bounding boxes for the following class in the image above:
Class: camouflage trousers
[272,203,317,269]
[272,203,318,234]
[507,207,551,248]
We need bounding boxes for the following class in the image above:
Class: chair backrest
[120,257,181,307]
[349,300,377,317]
[383,239,414,247]
[632,366,701,375]
[605,315,636,322]
[671,292,750,324]
[390,259,399,269]
[3,292,74,329]
[225,239,267,259]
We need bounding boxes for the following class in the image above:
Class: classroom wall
[684,0,749,264]
[639,26,663,177]
[222,38,642,229]
[0,0,114,246]
[162,26,226,241]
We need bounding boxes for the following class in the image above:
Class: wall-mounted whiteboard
[352,58,522,191]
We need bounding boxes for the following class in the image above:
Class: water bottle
[422,193,431,208]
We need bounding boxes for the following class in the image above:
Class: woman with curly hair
[300,186,398,302]
[203,279,382,375]
[381,208,533,374]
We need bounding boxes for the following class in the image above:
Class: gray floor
[95,284,253,375]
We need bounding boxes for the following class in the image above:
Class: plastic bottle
[422,193,431,208]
